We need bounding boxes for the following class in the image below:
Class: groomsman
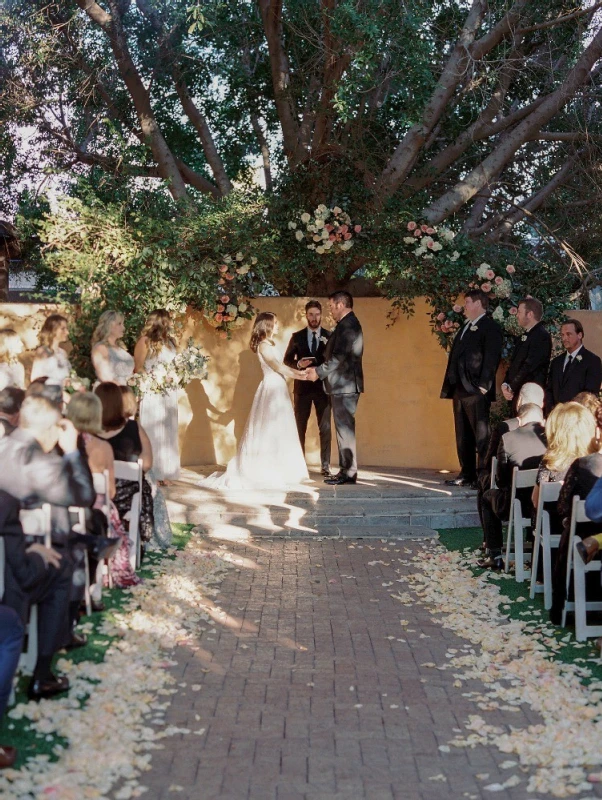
[545,319,602,411]
[440,289,503,488]
[501,297,552,404]
[284,301,332,476]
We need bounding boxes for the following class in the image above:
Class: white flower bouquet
[402,220,456,261]
[128,340,209,396]
[290,205,362,254]
[63,370,91,395]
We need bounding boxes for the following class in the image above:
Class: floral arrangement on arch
[128,339,209,397]
[433,262,519,349]
[289,204,362,254]
[204,252,256,338]
[402,220,458,260]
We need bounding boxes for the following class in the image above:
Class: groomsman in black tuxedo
[501,297,552,405]
[545,319,602,411]
[284,301,332,476]
[441,289,503,488]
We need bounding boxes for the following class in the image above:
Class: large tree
[2,0,602,291]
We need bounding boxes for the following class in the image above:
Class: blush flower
[437,312,446,321]
[509,306,518,315]
[407,221,417,230]
[452,304,463,313]
[506,264,516,274]
[481,282,492,292]
[221,295,230,303]
[494,276,503,285]
[486,270,495,280]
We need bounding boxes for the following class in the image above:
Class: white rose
[403,236,415,244]
[313,235,322,242]
[316,246,325,254]
[307,224,316,233]
[223,255,232,264]
[321,228,329,239]
[236,265,250,274]
[301,212,311,223]
[236,252,243,261]
[307,244,316,250]
[316,204,328,213]
[333,206,342,215]
[414,246,426,256]
[295,230,304,241]
[239,303,248,312]
[450,250,460,261]
[323,239,333,249]
[226,304,237,316]
[315,219,325,228]
[251,257,257,264]
[287,221,297,230]
[432,242,443,251]
[341,240,353,250]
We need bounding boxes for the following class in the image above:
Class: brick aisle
[139,538,552,800]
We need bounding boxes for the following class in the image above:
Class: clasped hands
[296,358,319,382]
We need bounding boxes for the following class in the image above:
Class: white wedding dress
[201,345,309,490]
[140,344,180,482]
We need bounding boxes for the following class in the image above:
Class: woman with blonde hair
[91,310,134,386]
[134,309,179,485]
[0,329,25,391]
[30,314,71,386]
[200,311,310,489]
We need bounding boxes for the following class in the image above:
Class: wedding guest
[0,330,25,392]
[25,376,62,409]
[574,391,602,417]
[502,297,552,404]
[284,300,332,476]
[134,309,179,485]
[120,385,138,420]
[478,403,546,570]
[0,489,73,701]
[0,605,23,766]
[31,314,71,387]
[545,320,602,412]
[0,387,25,438]
[95,382,155,544]
[550,404,602,623]
[66,392,141,588]
[307,291,364,485]
[440,288,503,489]
[91,311,134,386]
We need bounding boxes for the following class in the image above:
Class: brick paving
[140,538,559,800]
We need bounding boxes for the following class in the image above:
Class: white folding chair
[504,467,538,582]
[489,456,498,490]
[114,459,143,570]
[92,469,114,590]
[69,506,92,617]
[530,481,563,609]
[18,505,52,674]
[562,496,602,639]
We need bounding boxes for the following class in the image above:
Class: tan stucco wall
[0,299,461,469]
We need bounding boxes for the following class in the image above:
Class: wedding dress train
[200,346,309,490]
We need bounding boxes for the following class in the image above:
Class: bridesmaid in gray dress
[91,311,135,386]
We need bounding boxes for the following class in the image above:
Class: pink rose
[221,294,230,303]
[452,304,463,313]
[437,312,446,321]
[421,224,429,232]
[426,239,435,249]
[343,232,352,240]
[413,229,422,237]
[426,227,435,235]
[215,313,223,322]
[407,221,417,231]
[339,224,349,234]
[329,234,336,241]
[219,265,228,273]
[452,322,460,329]
[506,264,516,274]
[217,304,225,312]
[509,307,518,315]
[494,276,503,285]
[481,282,492,292]
[354,225,362,233]
[325,224,333,232]
[225,273,234,280]
[218,278,226,285]
[486,270,495,280]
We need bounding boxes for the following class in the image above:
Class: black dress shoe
[64,632,87,650]
[0,746,17,769]
[444,476,476,487]
[325,474,357,485]
[476,555,504,571]
[27,674,69,701]
[321,467,332,477]
[91,600,106,613]
[72,533,121,562]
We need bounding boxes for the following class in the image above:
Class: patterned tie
[311,332,318,355]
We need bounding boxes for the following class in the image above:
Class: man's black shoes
[445,475,477,488]
[27,674,69,701]
[321,467,332,477]
[325,473,357,485]
[476,554,504,571]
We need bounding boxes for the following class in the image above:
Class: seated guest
[0,606,23,766]
[66,392,140,588]
[478,403,547,570]
[0,387,25,438]
[574,391,601,417]
[0,330,25,392]
[545,319,602,412]
[550,404,602,623]
[579,476,602,563]
[0,490,72,701]
[25,376,63,409]
[94,382,154,543]
[120,385,138,420]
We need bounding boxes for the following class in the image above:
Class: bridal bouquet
[290,205,362,254]
[128,340,209,397]
[63,370,91,395]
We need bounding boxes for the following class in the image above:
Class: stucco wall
[0,299,461,469]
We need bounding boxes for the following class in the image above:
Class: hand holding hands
[297,358,314,369]
[501,383,514,402]
[306,367,319,383]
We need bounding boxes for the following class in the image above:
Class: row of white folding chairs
[529,480,563,609]
[503,466,539,583]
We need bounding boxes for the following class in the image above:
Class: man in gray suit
[307,291,364,485]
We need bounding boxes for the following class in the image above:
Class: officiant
[284,301,332,477]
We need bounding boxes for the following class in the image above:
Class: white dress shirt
[460,312,485,339]
[564,344,583,370]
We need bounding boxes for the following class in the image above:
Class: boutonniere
[521,334,527,342]
[319,336,328,345]
[470,325,478,332]
[576,354,583,362]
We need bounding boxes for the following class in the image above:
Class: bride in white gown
[201,312,310,490]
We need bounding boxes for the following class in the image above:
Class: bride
[201,312,310,489]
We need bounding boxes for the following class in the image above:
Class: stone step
[211,524,441,540]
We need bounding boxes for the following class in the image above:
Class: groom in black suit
[545,318,602,411]
[284,300,332,476]
[307,291,364,485]
[441,288,503,488]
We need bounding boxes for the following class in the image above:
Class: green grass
[2,524,194,767]
[437,527,602,680]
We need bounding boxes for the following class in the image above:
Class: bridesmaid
[134,309,180,485]
[91,310,135,386]
[30,314,71,386]
[0,329,25,391]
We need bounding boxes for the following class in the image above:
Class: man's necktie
[460,321,471,339]
[311,332,318,355]
[564,355,574,373]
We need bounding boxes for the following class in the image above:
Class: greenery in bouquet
[290,204,362,255]
[63,371,91,395]
[204,252,256,338]
[128,340,209,397]
[172,340,209,386]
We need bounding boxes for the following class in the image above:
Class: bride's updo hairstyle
[250,312,276,353]
[141,309,176,356]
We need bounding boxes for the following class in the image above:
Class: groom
[307,291,364,485]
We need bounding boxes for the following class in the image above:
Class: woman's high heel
[576,537,600,565]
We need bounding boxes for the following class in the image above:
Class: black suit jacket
[545,347,602,410]
[440,315,503,402]
[504,322,552,394]
[0,429,95,541]
[283,327,331,396]
[495,421,547,516]
[0,490,47,617]
[315,312,364,395]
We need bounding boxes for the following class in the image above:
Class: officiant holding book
[284,301,332,476]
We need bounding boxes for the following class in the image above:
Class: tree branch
[515,2,602,34]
